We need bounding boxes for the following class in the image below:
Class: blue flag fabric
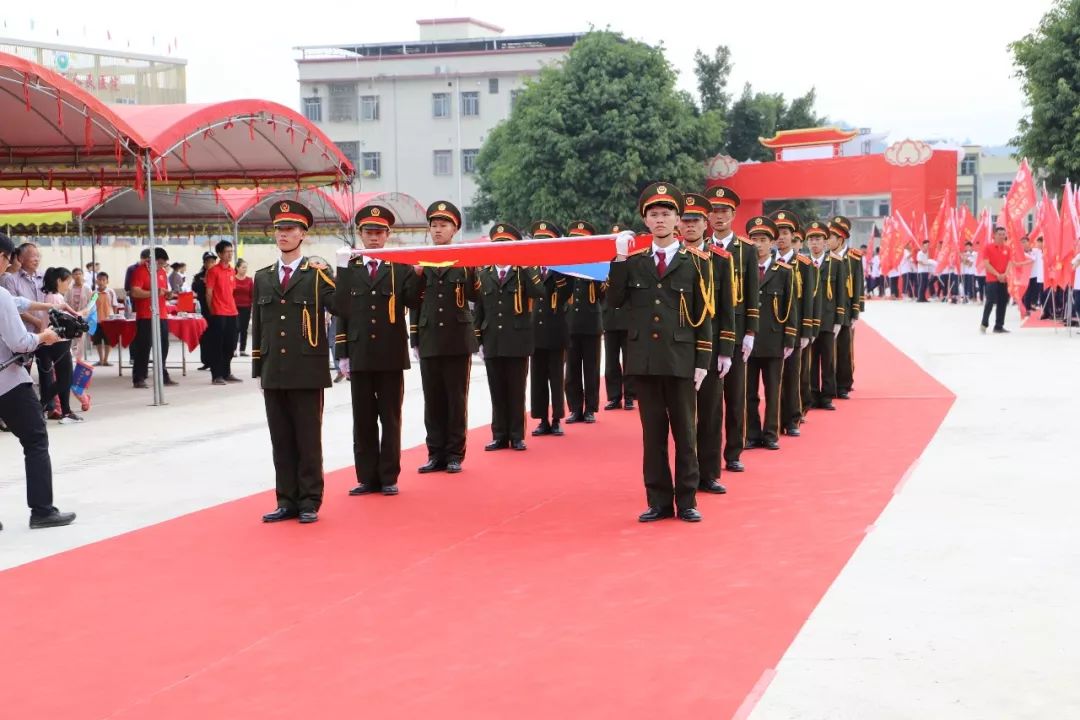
[548,262,610,282]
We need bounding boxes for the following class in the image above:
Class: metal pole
[455,73,466,233]
[146,156,166,406]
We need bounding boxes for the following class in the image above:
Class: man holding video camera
[0,232,77,531]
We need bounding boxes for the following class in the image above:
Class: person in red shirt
[129,247,177,389]
[205,239,242,384]
[233,258,254,357]
[980,226,1014,333]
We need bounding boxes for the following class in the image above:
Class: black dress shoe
[381,486,399,496]
[511,440,527,451]
[348,484,380,496]
[550,421,564,436]
[624,399,636,410]
[992,327,1010,334]
[163,379,179,387]
[604,400,622,410]
[745,439,763,449]
[583,412,597,424]
[817,401,837,411]
[262,507,299,522]
[565,412,584,424]
[418,458,447,473]
[782,426,801,437]
[29,509,76,529]
[298,511,318,524]
[212,378,227,386]
[485,440,509,451]
[446,460,463,474]
[677,508,703,522]
[725,461,745,472]
[197,365,210,371]
[699,480,727,494]
[638,507,675,522]
[224,375,243,383]
[133,381,148,389]
[836,391,850,399]
[763,440,781,450]
[532,420,552,436]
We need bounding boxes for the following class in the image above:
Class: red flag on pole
[934,204,961,275]
[928,190,951,257]
[1058,182,1080,289]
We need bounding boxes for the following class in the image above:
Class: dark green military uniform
[706,186,760,470]
[796,230,818,418]
[808,221,849,409]
[602,224,635,410]
[607,183,712,519]
[335,205,422,494]
[745,217,798,448]
[831,216,862,398]
[475,223,545,449]
[771,211,815,436]
[528,222,573,433]
[564,221,604,423]
[411,201,478,472]
[253,202,336,520]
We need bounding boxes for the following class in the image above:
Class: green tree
[693,45,733,115]
[472,31,725,230]
[1011,0,1080,186]
[726,84,784,162]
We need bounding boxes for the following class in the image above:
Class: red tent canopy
[215,188,428,229]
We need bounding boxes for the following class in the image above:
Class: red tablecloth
[99,317,208,352]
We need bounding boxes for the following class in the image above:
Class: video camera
[48,308,90,340]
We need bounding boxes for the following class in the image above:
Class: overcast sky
[3,0,1054,145]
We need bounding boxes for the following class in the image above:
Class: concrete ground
[2,300,1078,718]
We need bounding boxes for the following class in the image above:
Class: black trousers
[747,355,783,444]
[198,309,212,367]
[131,318,172,385]
[981,282,1009,330]
[36,341,73,415]
[485,356,528,444]
[906,272,918,298]
[1024,279,1043,313]
[420,354,471,464]
[975,276,986,301]
[963,274,975,300]
[237,306,252,352]
[917,272,930,300]
[781,342,803,429]
[799,344,813,414]
[350,370,405,489]
[209,314,239,380]
[722,348,747,463]
[263,388,325,512]
[810,330,837,405]
[695,367,723,484]
[874,277,885,297]
[566,334,601,415]
[530,347,566,421]
[836,324,854,394]
[634,374,698,512]
[889,276,900,297]
[603,330,635,404]
[0,382,56,514]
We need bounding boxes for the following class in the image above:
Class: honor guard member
[830,216,862,399]
[794,226,819,419]
[772,211,816,436]
[808,221,848,410]
[706,185,759,473]
[602,223,636,411]
[744,216,797,451]
[474,223,544,451]
[529,221,573,437]
[564,221,604,424]
[680,193,736,495]
[608,183,712,523]
[335,205,421,497]
[255,201,337,524]
[412,201,478,475]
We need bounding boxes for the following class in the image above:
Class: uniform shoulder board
[775,261,792,270]
[257,263,276,275]
[711,245,732,259]
[737,236,755,247]
[829,251,844,260]
[629,246,651,257]
[797,255,812,265]
[686,245,709,260]
[849,249,864,258]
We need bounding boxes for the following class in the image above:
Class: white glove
[741,334,755,362]
[693,367,707,391]
[832,324,841,335]
[851,317,859,327]
[716,355,732,378]
[335,244,355,268]
[411,346,420,363]
[614,230,635,257]
[337,358,350,375]
[799,337,810,350]
[783,347,794,360]
[477,346,485,361]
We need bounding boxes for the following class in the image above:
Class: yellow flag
[237,239,245,259]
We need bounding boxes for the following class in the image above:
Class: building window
[461,91,480,117]
[360,95,380,121]
[336,141,360,168]
[961,153,978,176]
[464,207,482,233]
[878,200,890,216]
[433,92,450,118]
[997,180,1012,198]
[462,149,480,174]
[302,96,322,123]
[489,78,499,94]
[434,150,453,176]
[328,82,356,122]
[361,152,381,178]
[957,192,975,213]
[510,89,523,111]
[858,199,876,218]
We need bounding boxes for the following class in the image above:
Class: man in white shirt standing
[916,240,934,302]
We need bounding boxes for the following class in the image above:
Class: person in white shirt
[870,249,883,297]
[1021,237,1040,313]
[899,248,916,299]
[960,241,977,303]
[915,241,934,302]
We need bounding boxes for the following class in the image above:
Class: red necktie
[368,260,378,280]
[759,265,766,282]
[281,265,293,288]
[499,269,507,284]
[656,252,667,276]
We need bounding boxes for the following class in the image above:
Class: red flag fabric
[1039,186,1062,290]
[934,205,960,275]
[880,216,898,276]
[1003,159,1037,248]
[928,190,951,257]
[1058,183,1080,288]
[867,224,880,261]
[355,233,622,267]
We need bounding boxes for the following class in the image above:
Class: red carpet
[1021,313,1062,329]
[0,326,952,720]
